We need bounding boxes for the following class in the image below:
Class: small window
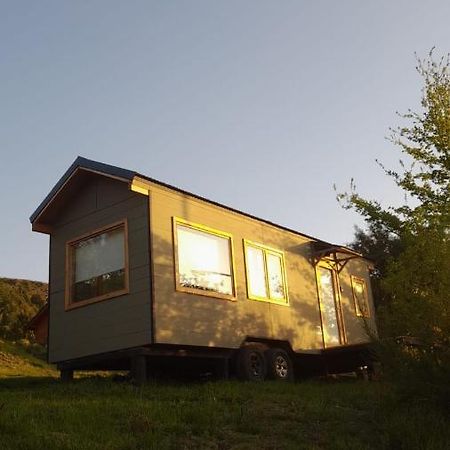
[173,218,236,299]
[351,276,370,318]
[244,240,288,304]
[66,221,128,309]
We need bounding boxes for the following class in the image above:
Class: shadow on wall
[149,227,324,351]
[284,242,324,348]
[338,270,376,345]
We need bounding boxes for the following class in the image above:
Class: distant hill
[0,277,48,340]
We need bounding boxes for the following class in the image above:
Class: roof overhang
[30,157,371,269]
[30,157,136,233]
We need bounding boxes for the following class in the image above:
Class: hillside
[0,339,56,378]
[0,277,48,340]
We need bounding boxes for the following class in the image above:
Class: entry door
[317,265,343,347]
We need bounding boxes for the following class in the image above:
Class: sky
[1,1,449,282]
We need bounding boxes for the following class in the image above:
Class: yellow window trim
[243,239,289,306]
[172,217,237,301]
[351,275,371,318]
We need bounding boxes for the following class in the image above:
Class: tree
[340,50,449,233]
[0,278,47,340]
[338,50,449,367]
[349,223,403,311]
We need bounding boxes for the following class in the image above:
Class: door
[317,264,344,348]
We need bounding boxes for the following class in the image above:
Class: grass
[0,343,448,449]
[1,377,449,449]
[0,339,56,378]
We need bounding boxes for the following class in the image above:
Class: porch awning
[311,241,362,272]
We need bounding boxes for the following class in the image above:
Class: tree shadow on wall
[149,233,324,362]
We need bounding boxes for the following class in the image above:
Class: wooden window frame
[65,219,129,311]
[243,239,289,306]
[351,275,370,318]
[172,217,237,301]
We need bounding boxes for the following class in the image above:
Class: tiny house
[30,157,377,382]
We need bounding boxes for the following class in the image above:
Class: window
[66,221,128,309]
[351,276,370,318]
[317,264,342,346]
[173,218,236,299]
[243,240,288,304]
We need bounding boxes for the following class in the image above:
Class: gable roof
[29,156,136,225]
[30,156,362,258]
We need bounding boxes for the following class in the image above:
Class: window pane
[353,279,368,316]
[267,253,285,300]
[176,224,233,295]
[72,227,125,303]
[74,228,124,282]
[318,267,340,345]
[246,246,267,298]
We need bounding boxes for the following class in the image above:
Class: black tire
[355,366,370,381]
[357,362,382,381]
[265,348,294,381]
[235,345,267,381]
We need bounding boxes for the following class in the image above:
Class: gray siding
[48,176,152,363]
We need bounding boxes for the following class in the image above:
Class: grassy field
[1,377,449,450]
[0,339,56,378]
[0,342,448,449]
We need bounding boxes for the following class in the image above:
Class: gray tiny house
[31,157,377,382]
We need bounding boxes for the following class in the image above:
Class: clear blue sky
[1,1,449,282]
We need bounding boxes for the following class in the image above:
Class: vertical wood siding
[147,183,376,351]
[148,184,326,351]
[48,176,151,363]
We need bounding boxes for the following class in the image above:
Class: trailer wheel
[356,362,382,381]
[355,366,370,381]
[236,345,267,381]
[265,348,294,381]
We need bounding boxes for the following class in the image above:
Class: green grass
[0,342,448,449]
[0,339,56,378]
[0,377,448,450]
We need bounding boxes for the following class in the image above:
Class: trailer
[30,157,378,382]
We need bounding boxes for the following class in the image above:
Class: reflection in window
[352,276,370,317]
[246,246,267,298]
[244,241,288,304]
[70,224,126,304]
[175,222,234,297]
[318,266,340,346]
[267,253,285,299]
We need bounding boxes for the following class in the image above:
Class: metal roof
[30,156,359,253]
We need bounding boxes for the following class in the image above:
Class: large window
[66,221,128,309]
[243,240,288,304]
[351,276,370,318]
[173,218,236,299]
[317,264,342,347]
